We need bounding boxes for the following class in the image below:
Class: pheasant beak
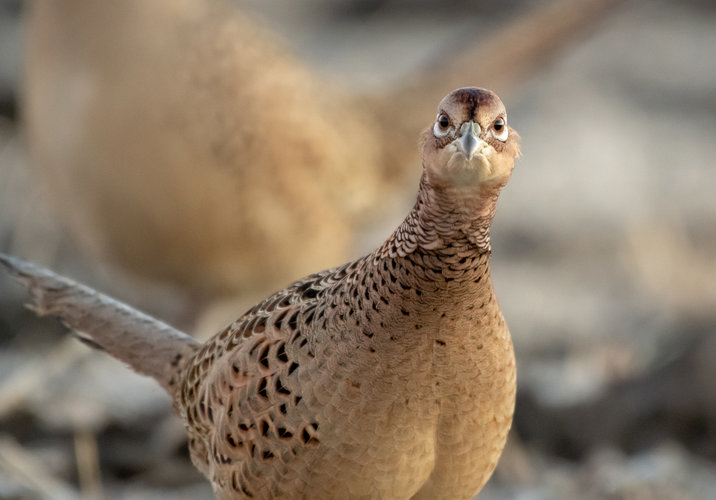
[456,121,484,160]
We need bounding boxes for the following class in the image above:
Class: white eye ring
[433,122,450,137]
[491,117,509,142]
[433,113,452,138]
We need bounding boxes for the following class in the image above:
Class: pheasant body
[3,87,520,499]
[179,176,516,498]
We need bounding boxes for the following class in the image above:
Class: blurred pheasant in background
[22,0,620,316]
[3,87,521,499]
[24,0,383,300]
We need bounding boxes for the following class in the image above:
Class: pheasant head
[421,87,520,214]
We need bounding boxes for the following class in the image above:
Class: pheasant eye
[433,113,452,137]
[438,114,450,129]
[491,117,508,141]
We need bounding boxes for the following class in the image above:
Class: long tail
[0,254,201,394]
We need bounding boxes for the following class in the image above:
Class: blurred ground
[1,0,715,498]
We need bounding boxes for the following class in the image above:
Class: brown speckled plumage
[3,88,520,499]
[176,87,520,498]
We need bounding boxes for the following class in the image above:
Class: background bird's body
[180,182,515,498]
[24,0,383,297]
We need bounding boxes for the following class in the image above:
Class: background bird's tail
[0,254,201,395]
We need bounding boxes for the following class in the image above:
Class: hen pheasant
[3,87,520,499]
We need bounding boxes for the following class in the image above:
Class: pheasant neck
[366,174,503,312]
[386,172,501,259]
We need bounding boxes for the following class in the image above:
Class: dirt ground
[1,0,715,498]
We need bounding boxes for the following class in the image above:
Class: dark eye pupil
[439,115,449,129]
[494,119,504,131]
